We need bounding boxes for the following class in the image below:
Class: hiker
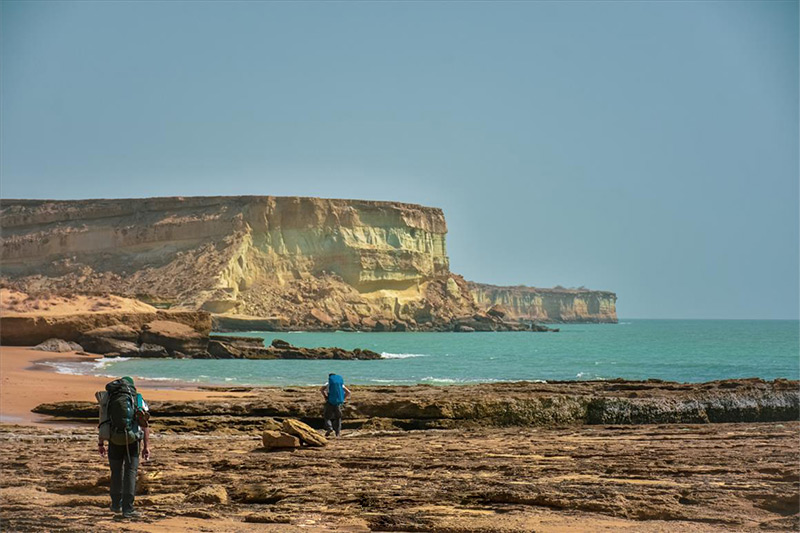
[320,373,351,437]
[96,376,150,519]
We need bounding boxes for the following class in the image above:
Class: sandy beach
[0,347,256,424]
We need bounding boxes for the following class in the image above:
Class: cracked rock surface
[1,421,797,532]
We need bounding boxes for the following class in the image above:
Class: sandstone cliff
[1,196,479,330]
[469,282,618,323]
[1,196,616,330]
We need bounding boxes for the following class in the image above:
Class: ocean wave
[40,356,130,376]
[421,377,457,383]
[380,352,428,359]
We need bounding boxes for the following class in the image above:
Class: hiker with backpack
[320,373,351,438]
[96,376,150,519]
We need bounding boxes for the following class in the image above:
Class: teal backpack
[102,379,144,446]
[327,374,345,405]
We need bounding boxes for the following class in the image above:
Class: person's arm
[320,384,328,400]
[142,426,150,460]
[344,386,352,401]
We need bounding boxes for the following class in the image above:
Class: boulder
[141,320,207,354]
[81,337,140,356]
[82,325,140,343]
[138,343,169,358]
[374,319,393,332]
[343,309,361,328]
[455,325,475,333]
[207,340,241,359]
[261,430,300,450]
[309,309,334,327]
[32,338,83,352]
[361,317,377,329]
[281,418,327,447]
[186,484,228,504]
[270,339,292,349]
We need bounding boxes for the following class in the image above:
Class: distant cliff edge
[0,196,616,330]
[469,282,618,323]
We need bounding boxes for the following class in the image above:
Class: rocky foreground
[3,379,799,531]
[1,421,797,532]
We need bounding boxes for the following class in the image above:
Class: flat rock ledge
[32,378,800,431]
[34,326,381,360]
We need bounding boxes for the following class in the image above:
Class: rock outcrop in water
[469,282,618,323]
[0,196,615,331]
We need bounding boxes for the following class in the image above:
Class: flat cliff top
[469,280,617,297]
[0,195,444,217]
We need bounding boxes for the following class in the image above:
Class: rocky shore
[1,351,797,532]
[32,379,799,432]
[1,420,797,532]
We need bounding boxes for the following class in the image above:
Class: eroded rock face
[0,304,211,346]
[469,282,618,323]
[141,320,208,354]
[0,196,592,331]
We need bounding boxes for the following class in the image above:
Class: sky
[2,1,798,319]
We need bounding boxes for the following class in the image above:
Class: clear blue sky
[2,1,798,319]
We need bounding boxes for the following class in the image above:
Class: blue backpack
[327,374,345,405]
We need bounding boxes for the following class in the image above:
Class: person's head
[121,376,135,387]
[329,373,335,377]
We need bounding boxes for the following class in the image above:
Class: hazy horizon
[2,1,798,320]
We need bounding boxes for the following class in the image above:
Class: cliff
[0,196,480,330]
[0,196,617,330]
[469,282,618,323]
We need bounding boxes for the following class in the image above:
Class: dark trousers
[108,441,139,513]
[323,402,343,436]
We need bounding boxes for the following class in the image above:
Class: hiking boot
[325,430,332,438]
[122,509,140,520]
[110,504,121,513]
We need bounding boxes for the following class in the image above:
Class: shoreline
[0,346,257,425]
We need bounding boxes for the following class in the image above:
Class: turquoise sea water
[52,320,799,386]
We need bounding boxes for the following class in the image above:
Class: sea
[48,320,799,387]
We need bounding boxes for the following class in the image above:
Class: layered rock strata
[469,282,618,323]
[0,196,614,331]
[0,197,480,330]
[32,378,799,430]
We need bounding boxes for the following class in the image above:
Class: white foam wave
[380,352,428,359]
[421,377,457,383]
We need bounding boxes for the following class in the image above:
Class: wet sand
[0,347,256,424]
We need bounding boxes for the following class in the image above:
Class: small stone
[245,512,292,523]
